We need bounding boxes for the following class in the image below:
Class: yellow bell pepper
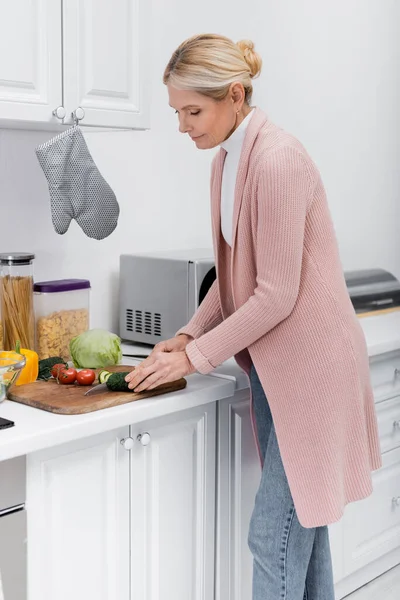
[14,341,39,385]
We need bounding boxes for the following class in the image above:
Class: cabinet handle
[52,106,66,120]
[137,432,151,446]
[394,420,400,430]
[392,496,400,508]
[72,107,85,124]
[394,368,400,378]
[120,437,134,451]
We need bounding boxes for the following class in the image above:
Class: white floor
[344,564,400,599]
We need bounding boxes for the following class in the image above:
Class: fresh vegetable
[38,357,68,381]
[69,329,122,369]
[1,342,38,386]
[51,363,68,379]
[57,367,77,385]
[98,369,113,384]
[14,341,39,386]
[76,369,96,386]
[105,372,131,393]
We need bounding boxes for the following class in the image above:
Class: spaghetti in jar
[0,253,35,351]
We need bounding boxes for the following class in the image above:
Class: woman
[126,34,382,599]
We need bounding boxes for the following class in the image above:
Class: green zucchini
[98,370,113,384]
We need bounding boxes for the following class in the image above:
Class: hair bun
[236,39,262,79]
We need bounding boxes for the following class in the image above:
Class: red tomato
[76,369,96,386]
[58,368,77,385]
[51,363,67,379]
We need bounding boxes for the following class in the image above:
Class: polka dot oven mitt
[35,126,120,240]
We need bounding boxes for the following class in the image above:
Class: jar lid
[33,279,91,293]
[0,252,35,265]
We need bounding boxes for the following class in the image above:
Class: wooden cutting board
[8,365,187,415]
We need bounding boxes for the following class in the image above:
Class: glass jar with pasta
[0,253,36,351]
[34,279,91,361]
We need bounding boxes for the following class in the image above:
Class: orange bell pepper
[15,341,39,385]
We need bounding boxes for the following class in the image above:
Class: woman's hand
[150,334,193,355]
[125,349,196,392]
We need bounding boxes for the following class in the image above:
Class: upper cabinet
[0,0,150,129]
[0,0,62,123]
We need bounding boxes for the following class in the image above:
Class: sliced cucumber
[98,370,113,384]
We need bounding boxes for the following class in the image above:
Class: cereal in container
[34,279,91,360]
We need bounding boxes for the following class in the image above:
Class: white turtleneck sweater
[219,109,254,246]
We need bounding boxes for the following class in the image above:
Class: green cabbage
[70,329,122,369]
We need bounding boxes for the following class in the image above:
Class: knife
[84,382,108,396]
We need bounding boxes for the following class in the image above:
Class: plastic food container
[34,279,91,361]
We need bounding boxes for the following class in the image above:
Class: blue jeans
[248,366,335,600]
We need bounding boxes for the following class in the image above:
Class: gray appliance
[344,268,400,314]
[119,249,400,345]
[119,249,215,344]
[0,456,27,600]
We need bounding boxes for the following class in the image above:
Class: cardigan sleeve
[175,278,223,340]
[185,146,313,374]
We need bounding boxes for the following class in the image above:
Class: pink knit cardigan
[178,107,382,528]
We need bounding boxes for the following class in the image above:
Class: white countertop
[358,310,400,357]
[0,310,399,463]
[0,354,234,462]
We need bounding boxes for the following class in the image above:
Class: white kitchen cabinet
[129,403,217,600]
[26,403,216,600]
[27,426,131,600]
[341,444,400,576]
[0,0,149,129]
[215,389,346,600]
[215,390,262,600]
[0,0,62,124]
[62,0,150,128]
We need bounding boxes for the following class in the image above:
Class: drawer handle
[392,496,400,508]
[394,420,400,430]
[395,368,400,378]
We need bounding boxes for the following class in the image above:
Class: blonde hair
[163,34,262,103]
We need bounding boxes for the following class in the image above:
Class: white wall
[0,0,399,333]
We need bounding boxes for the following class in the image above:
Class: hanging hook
[71,107,85,125]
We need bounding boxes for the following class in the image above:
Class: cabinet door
[328,520,344,585]
[342,445,400,576]
[0,0,62,123]
[62,0,150,128]
[27,428,130,600]
[216,392,261,600]
[216,392,346,598]
[129,403,216,600]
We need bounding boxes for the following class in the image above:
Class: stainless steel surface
[0,253,35,265]
[344,268,400,313]
[84,382,108,396]
[0,508,27,600]
[0,456,25,510]
[119,249,215,344]
[0,456,27,600]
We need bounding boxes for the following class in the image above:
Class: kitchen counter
[358,310,400,357]
[0,310,398,463]
[0,354,234,462]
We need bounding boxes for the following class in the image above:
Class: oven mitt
[35,126,119,240]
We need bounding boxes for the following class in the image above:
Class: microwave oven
[119,249,216,345]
